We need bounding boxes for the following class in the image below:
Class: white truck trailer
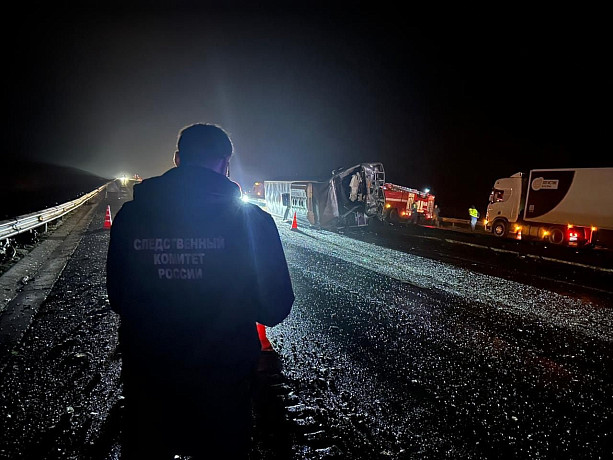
[485,168,613,247]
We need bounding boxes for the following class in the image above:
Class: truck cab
[485,173,525,237]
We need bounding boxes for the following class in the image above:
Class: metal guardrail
[0,183,110,242]
[440,217,485,229]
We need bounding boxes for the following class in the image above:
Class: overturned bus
[264,163,386,230]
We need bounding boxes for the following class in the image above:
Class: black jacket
[106,166,294,384]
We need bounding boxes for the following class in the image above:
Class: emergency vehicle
[382,183,435,223]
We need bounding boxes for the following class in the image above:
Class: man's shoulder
[109,198,151,232]
[240,202,274,224]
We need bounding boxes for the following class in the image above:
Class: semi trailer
[485,168,613,247]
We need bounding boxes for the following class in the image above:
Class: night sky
[6,5,610,216]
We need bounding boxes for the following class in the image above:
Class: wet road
[0,196,611,459]
[270,220,612,459]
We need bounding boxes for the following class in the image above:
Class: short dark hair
[176,123,233,164]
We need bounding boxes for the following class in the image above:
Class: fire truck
[382,183,435,224]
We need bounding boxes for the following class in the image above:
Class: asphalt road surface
[270,218,611,459]
[0,194,611,459]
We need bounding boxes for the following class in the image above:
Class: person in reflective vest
[107,123,295,459]
[469,205,480,231]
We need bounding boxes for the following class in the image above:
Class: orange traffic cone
[291,212,298,230]
[256,323,273,351]
[104,205,112,229]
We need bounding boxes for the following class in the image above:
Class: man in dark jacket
[106,123,294,459]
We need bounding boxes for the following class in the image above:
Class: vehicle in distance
[485,167,613,248]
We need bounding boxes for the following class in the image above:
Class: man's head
[174,123,234,175]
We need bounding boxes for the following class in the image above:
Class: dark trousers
[121,375,253,459]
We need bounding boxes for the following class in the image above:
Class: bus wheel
[492,219,507,237]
